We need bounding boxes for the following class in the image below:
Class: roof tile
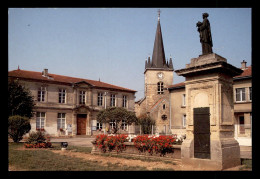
[8,69,136,93]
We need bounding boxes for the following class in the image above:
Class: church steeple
[145,10,173,72]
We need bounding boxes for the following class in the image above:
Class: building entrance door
[77,114,87,135]
[194,107,210,159]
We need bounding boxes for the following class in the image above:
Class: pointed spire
[169,57,174,70]
[158,9,161,21]
[151,9,166,68]
[147,56,151,68]
[144,10,173,72]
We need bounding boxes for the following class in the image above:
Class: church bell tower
[144,10,174,112]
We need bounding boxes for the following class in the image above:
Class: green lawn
[8,143,147,171]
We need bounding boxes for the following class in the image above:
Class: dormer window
[157,82,164,94]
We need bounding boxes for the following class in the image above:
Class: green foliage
[8,115,31,142]
[8,80,35,118]
[137,114,156,134]
[24,131,52,148]
[97,107,137,134]
[26,131,46,144]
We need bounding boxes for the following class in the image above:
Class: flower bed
[133,135,177,156]
[95,134,128,153]
[92,134,181,159]
[24,142,52,148]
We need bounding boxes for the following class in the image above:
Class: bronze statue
[197,13,213,55]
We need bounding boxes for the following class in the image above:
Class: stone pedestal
[175,53,243,170]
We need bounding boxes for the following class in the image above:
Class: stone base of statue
[175,53,242,170]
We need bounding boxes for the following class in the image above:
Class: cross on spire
[158,9,161,21]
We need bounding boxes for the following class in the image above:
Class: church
[135,10,174,134]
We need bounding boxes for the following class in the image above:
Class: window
[36,112,45,130]
[79,91,86,104]
[239,116,245,134]
[157,82,164,94]
[97,93,103,106]
[59,89,66,103]
[37,87,46,102]
[110,94,116,107]
[183,115,186,128]
[249,87,252,101]
[163,104,166,110]
[236,88,245,102]
[123,95,127,108]
[57,113,66,130]
[97,121,103,130]
[182,94,186,106]
[110,120,116,129]
[121,120,128,130]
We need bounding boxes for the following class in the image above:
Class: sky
[8,8,251,100]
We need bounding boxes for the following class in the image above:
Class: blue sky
[8,8,251,100]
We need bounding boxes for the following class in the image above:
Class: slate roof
[8,69,136,93]
[145,16,173,71]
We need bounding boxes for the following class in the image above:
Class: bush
[8,115,31,142]
[26,131,46,144]
[95,134,128,153]
[133,135,177,156]
[24,131,52,148]
[137,114,156,134]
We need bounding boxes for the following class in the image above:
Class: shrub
[152,135,176,156]
[26,131,46,144]
[137,114,156,134]
[95,134,108,152]
[132,135,154,155]
[24,131,52,148]
[133,135,177,156]
[95,134,128,153]
[8,115,31,142]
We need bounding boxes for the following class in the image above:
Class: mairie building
[8,68,136,136]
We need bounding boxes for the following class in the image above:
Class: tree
[8,115,31,142]
[97,107,137,134]
[137,114,156,134]
[8,80,35,118]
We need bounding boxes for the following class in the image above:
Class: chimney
[241,60,247,70]
[42,69,48,77]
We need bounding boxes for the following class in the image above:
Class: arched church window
[157,82,164,94]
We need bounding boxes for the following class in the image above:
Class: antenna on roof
[99,77,100,82]
[18,65,20,70]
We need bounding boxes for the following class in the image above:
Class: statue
[197,13,213,55]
